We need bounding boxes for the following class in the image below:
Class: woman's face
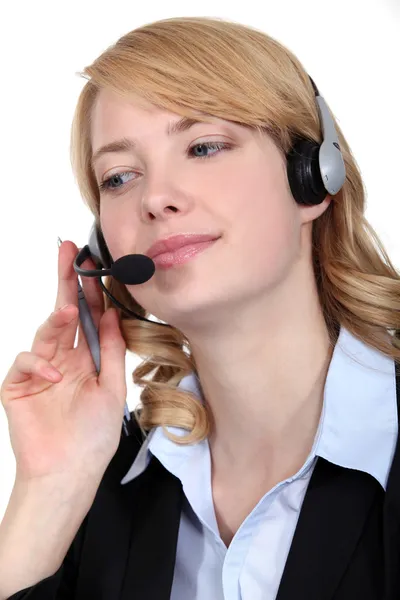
[90,89,330,329]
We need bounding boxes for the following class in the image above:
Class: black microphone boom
[73,245,171,326]
[110,254,155,285]
[73,245,155,285]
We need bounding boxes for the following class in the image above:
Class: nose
[140,175,193,222]
[144,202,180,221]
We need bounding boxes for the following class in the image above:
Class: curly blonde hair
[70,16,400,444]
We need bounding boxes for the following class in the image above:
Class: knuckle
[35,312,57,337]
[35,321,47,337]
[16,350,29,363]
[15,351,33,371]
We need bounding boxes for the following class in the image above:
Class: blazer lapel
[383,358,400,599]
[276,456,381,600]
[76,433,182,600]
[277,352,400,600]
[120,456,183,600]
[75,433,145,599]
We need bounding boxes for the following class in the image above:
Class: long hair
[70,16,400,444]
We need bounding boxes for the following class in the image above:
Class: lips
[146,234,220,259]
[153,239,218,268]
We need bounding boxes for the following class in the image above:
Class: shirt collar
[120,325,398,490]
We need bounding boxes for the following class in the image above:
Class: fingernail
[57,237,62,248]
[44,367,61,381]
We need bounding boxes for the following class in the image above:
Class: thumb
[97,308,127,400]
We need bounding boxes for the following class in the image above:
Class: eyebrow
[91,116,211,168]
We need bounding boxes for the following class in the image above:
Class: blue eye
[98,141,232,193]
[99,171,135,192]
[188,141,231,159]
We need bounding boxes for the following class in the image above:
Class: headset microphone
[73,225,166,326]
[74,244,155,285]
[111,254,155,285]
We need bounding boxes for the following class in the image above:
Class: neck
[185,260,336,476]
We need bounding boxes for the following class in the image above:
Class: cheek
[99,212,135,263]
[99,220,117,262]
[229,170,299,279]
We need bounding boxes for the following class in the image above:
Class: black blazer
[8,360,400,600]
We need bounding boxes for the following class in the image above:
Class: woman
[1,15,400,600]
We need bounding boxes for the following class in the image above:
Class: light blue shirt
[120,325,398,599]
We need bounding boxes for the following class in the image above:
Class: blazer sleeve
[6,421,144,599]
[5,512,88,600]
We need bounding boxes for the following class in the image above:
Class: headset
[71,75,346,436]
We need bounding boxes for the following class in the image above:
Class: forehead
[89,88,275,162]
[91,89,221,140]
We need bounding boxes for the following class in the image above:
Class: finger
[79,256,105,325]
[77,255,105,348]
[97,308,127,402]
[54,240,79,313]
[1,351,62,395]
[30,304,79,362]
[55,241,89,352]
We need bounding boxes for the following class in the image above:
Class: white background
[0,0,399,521]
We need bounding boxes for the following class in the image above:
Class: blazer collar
[277,357,400,600]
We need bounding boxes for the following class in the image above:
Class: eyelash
[98,141,232,193]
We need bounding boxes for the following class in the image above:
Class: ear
[299,194,332,225]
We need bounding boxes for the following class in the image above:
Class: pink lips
[152,239,218,268]
[146,234,219,259]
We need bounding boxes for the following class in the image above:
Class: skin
[91,88,335,544]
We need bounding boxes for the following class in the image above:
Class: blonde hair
[70,16,400,444]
